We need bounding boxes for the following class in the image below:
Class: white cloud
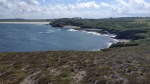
[130,0,145,4]
[100,2,111,7]
[116,0,129,7]
[77,1,100,8]
[0,0,150,19]
[115,0,150,14]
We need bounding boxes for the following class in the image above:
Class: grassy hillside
[0,41,149,84]
[0,17,150,84]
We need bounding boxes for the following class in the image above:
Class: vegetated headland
[0,17,150,84]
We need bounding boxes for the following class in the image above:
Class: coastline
[0,18,149,83]
[0,22,130,51]
[54,25,131,49]
[0,22,50,25]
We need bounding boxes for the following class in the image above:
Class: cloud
[114,0,150,15]
[0,0,150,19]
[100,2,111,7]
[116,0,129,7]
[27,0,39,6]
[77,1,100,8]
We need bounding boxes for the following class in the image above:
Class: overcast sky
[0,0,150,19]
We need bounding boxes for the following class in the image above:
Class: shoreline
[0,23,130,51]
[54,25,131,49]
[63,26,130,41]
[0,22,50,25]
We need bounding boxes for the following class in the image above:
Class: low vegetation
[0,42,149,84]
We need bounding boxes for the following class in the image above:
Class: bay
[0,24,116,52]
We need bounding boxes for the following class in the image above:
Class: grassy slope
[0,43,149,84]
[0,17,150,84]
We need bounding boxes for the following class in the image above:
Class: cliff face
[115,29,148,40]
[50,19,83,27]
[51,21,64,27]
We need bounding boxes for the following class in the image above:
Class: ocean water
[0,24,116,52]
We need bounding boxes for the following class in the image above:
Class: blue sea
[0,24,116,52]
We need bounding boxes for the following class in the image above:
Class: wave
[82,31,102,36]
[45,30,55,33]
[87,32,101,35]
[38,30,55,34]
[67,29,78,32]
[91,48,101,51]
[110,35,116,38]
[106,42,113,48]
[113,39,119,43]
[106,39,119,48]
[82,31,87,33]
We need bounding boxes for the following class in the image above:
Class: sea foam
[81,31,102,36]
[67,29,78,32]
[107,42,113,48]
[86,31,102,36]
[45,30,55,33]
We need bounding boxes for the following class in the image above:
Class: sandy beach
[63,25,80,29]
[0,22,50,25]
[118,39,130,43]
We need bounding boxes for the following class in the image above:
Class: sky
[0,0,150,19]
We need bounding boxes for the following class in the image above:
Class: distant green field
[132,18,150,26]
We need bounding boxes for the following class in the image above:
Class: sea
[0,24,117,52]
